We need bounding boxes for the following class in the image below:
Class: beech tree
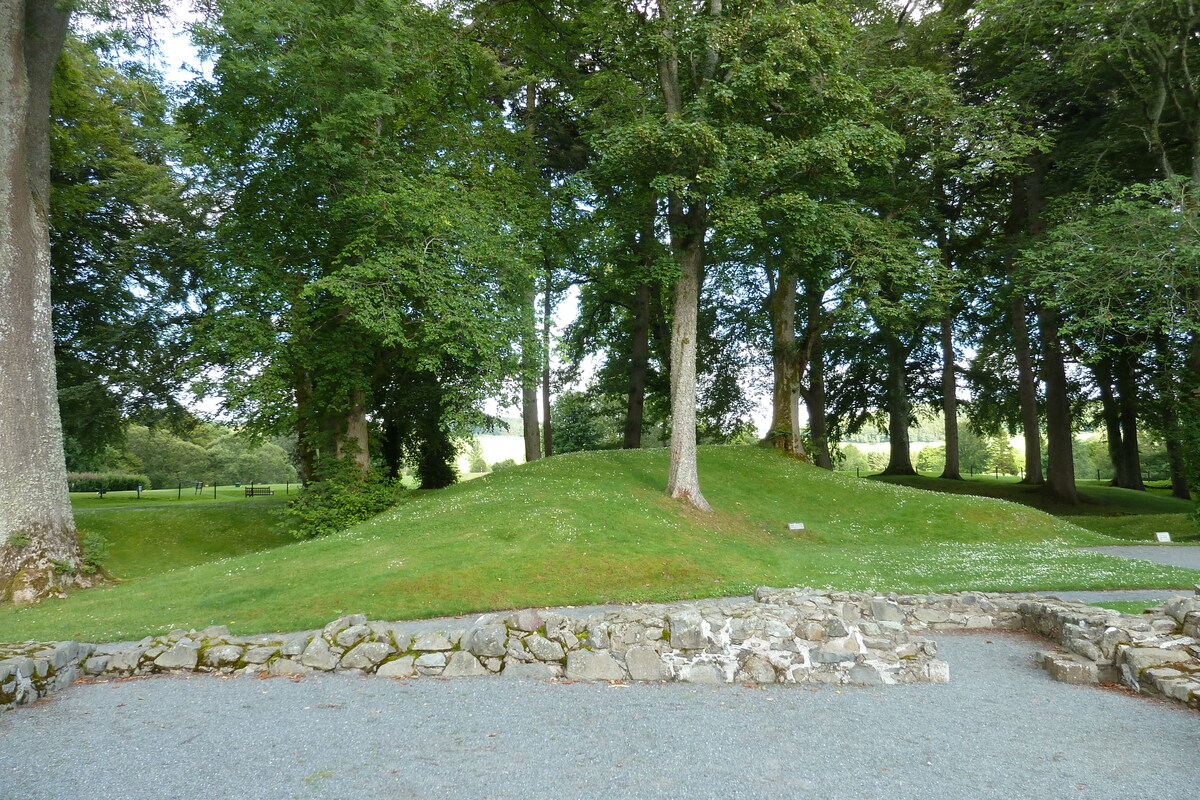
[0,1,93,602]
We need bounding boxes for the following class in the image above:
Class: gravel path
[3,631,1197,800]
[1085,545,1200,571]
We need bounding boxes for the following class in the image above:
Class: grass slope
[76,498,294,580]
[4,447,1198,643]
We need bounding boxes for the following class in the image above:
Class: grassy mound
[3,447,1198,642]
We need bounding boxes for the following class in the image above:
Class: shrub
[282,459,407,538]
[67,472,152,492]
[490,458,518,472]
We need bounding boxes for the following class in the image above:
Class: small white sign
[787,522,805,531]
[1155,531,1172,543]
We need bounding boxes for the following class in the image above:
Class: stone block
[412,633,453,652]
[870,599,905,623]
[565,650,626,681]
[414,652,447,670]
[200,625,230,640]
[1045,654,1098,685]
[202,645,244,668]
[442,651,488,677]
[913,609,950,624]
[506,609,544,633]
[502,661,558,679]
[300,637,339,671]
[82,655,109,676]
[525,634,565,663]
[1123,647,1187,674]
[322,614,367,642]
[680,663,724,684]
[668,609,707,650]
[737,654,776,684]
[267,658,308,675]
[376,657,416,678]
[339,641,394,671]
[335,625,371,649]
[243,646,279,665]
[154,641,200,671]
[847,664,885,686]
[463,624,508,658]
[625,646,670,681]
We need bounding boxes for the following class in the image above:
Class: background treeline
[49,0,1199,512]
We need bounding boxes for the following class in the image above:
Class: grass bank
[5,447,1198,642]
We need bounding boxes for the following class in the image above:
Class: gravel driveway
[3,631,1197,800]
[1085,545,1200,571]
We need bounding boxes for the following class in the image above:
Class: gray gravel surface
[1085,545,1200,570]
[3,631,1197,800]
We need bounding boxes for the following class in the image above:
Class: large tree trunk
[521,284,541,463]
[664,198,712,511]
[805,340,834,470]
[0,2,96,603]
[881,331,917,476]
[801,286,833,469]
[766,266,807,459]
[1037,304,1080,504]
[624,281,651,449]
[1114,352,1145,491]
[1094,361,1127,487]
[541,258,553,458]
[294,367,317,484]
[336,389,371,473]
[939,314,963,480]
[521,82,541,464]
[1024,157,1079,504]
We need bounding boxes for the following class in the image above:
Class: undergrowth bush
[282,460,406,538]
[68,472,151,492]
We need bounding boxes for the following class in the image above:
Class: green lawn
[75,498,294,580]
[4,447,1198,643]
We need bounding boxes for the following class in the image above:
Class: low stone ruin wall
[3,587,1198,713]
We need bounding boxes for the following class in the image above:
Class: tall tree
[0,1,96,602]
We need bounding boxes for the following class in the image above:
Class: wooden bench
[245,486,274,497]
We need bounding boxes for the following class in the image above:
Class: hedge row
[67,472,152,492]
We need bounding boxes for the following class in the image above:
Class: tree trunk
[1114,352,1145,491]
[881,332,917,476]
[939,314,963,480]
[1037,304,1080,504]
[624,282,651,449]
[664,200,712,511]
[1024,156,1079,504]
[337,389,371,473]
[766,266,807,459]
[294,368,317,484]
[805,338,834,470]
[521,81,541,463]
[1094,361,1127,487]
[541,257,553,458]
[380,420,403,480]
[0,1,96,603]
[520,280,540,463]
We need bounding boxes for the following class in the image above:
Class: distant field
[5,447,1197,643]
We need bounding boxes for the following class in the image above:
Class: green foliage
[50,35,204,465]
[67,472,151,492]
[205,433,298,485]
[7,533,31,549]
[466,439,489,474]
[490,459,518,472]
[916,445,947,475]
[79,532,110,575]
[282,460,406,539]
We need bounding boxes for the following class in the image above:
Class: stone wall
[3,587,1199,713]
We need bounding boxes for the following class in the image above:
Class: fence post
[177,483,182,500]
[214,482,217,500]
